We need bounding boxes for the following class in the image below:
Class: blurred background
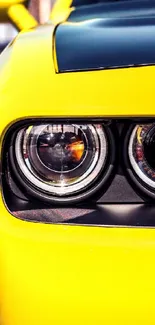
[0,0,55,53]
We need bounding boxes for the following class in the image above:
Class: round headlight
[128,123,155,197]
[11,123,114,203]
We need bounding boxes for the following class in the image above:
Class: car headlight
[128,123,155,197]
[9,123,114,204]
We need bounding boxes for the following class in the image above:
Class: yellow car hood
[0,23,155,130]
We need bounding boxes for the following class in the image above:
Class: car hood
[55,0,155,72]
[1,13,155,120]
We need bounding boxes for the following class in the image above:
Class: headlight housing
[4,118,155,226]
[9,122,115,204]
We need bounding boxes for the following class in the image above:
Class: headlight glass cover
[14,123,108,198]
[128,124,155,190]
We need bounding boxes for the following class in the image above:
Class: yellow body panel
[0,15,155,325]
[0,199,155,325]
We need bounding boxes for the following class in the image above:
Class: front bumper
[0,194,155,325]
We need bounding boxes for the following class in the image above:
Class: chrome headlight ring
[9,121,116,204]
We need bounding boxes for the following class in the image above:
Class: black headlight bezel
[6,119,116,205]
[4,117,155,227]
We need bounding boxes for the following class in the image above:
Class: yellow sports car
[0,0,155,324]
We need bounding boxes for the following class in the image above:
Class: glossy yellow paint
[1,20,155,325]
[1,197,155,325]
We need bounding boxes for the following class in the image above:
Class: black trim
[11,203,155,228]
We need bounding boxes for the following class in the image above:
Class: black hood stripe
[55,0,155,72]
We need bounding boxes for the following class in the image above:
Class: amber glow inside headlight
[128,123,155,197]
[10,123,114,204]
